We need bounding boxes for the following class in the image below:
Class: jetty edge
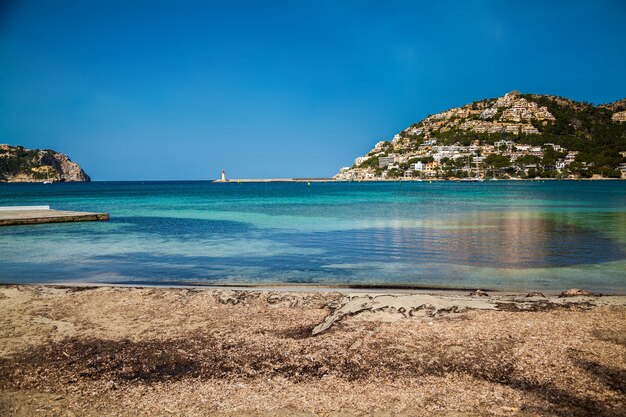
[0,206,109,226]
[213,177,333,183]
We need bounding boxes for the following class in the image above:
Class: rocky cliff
[0,144,90,182]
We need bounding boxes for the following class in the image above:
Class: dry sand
[0,285,625,416]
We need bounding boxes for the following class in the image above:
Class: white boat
[43,180,53,184]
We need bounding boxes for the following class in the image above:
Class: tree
[515,155,540,168]
[483,154,511,177]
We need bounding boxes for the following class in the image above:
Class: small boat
[459,177,483,182]
[43,180,53,184]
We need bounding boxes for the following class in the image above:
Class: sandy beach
[0,285,625,416]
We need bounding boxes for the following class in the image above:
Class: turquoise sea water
[1,181,625,293]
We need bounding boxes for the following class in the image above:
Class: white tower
[221,170,226,181]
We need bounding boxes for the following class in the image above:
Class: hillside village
[336,91,626,180]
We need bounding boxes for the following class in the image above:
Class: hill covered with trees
[336,91,626,180]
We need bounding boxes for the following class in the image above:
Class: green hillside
[337,91,626,180]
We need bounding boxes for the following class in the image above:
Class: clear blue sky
[1,0,625,180]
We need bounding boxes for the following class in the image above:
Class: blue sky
[1,0,625,180]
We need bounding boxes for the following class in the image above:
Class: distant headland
[0,144,90,183]
[336,91,626,181]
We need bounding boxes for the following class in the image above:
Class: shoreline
[3,177,624,184]
[2,281,624,296]
[1,284,625,416]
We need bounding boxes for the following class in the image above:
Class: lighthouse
[221,170,226,181]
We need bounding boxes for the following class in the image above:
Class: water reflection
[281,211,625,268]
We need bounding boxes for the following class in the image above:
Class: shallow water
[1,181,625,292]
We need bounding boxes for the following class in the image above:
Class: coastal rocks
[266,293,301,307]
[559,288,594,298]
[310,291,619,335]
[213,290,338,309]
[265,292,335,308]
[215,290,247,305]
[525,292,546,298]
[311,294,498,336]
[38,151,90,182]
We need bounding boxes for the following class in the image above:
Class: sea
[1,181,625,293]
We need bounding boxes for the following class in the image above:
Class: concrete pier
[0,208,109,226]
[213,178,333,183]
